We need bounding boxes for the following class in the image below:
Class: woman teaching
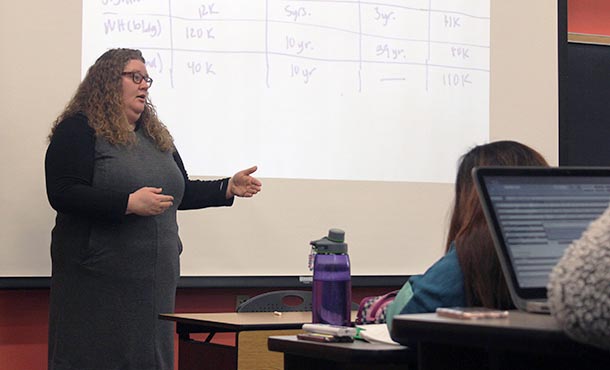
[45,48,262,370]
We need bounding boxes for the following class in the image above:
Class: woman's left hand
[227,166,262,198]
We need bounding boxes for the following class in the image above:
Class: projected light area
[83,0,490,183]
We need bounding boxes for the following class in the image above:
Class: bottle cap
[327,228,345,243]
[310,228,348,254]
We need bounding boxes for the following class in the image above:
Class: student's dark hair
[445,140,548,308]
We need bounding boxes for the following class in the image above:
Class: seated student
[384,141,548,329]
[547,207,610,351]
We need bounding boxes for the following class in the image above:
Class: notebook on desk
[473,166,610,313]
[356,324,400,346]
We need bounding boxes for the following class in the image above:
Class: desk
[268,335,415,370]
[391,311,610,370]
[160,312,310,370]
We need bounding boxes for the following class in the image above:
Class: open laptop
[473,167,610,313]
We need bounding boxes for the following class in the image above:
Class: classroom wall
[1,1,605,369]
[0,286,392,370]
[568,0,610,35]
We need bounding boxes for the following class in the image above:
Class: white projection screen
[0,0,561,285]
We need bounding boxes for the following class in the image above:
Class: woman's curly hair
[49,48,174,152]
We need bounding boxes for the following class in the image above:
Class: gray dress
[45,114,232,370]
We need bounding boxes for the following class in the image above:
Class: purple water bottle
[310,228,352,326]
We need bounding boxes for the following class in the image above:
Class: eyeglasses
[121,71,153,87]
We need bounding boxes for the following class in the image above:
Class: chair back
[236,290,312,312]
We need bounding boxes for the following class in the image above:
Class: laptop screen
[474,167,610,301]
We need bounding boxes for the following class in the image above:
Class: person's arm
[172,150,234,210]
[385,244,467,343]
[547,207,610,351]
[384,281,414,330]
[400,245,466,314]
[173,151,262,210]
[386,244,467,331]
[44,115,129,223]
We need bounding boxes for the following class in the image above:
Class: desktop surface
[391,311,576,348]
[391,311,610,370]
[268,335,415,370]
[161,311,312,330]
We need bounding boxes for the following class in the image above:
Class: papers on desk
[356,324,400,346]
[299,323,400,345]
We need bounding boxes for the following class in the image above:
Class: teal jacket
[386,243,466,329]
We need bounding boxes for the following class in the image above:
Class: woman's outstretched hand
[227,166,262,198]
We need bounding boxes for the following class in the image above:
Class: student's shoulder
[429,244,461,271]
[410,246,462,287]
